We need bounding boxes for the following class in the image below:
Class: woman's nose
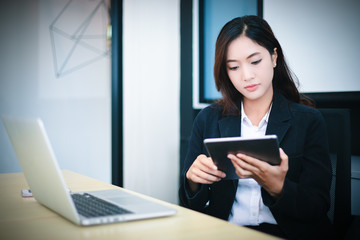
[242,66,254,81]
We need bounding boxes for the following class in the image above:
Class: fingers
[279,148,289,171]
[186,155,226,185]
[228,149,289,197]
[188,166,222,183]
[196,155,226,178]
[187,171,221,185]
[228,153,263,176]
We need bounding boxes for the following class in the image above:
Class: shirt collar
[241,102,272,127]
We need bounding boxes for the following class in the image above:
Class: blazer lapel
[218,115,241,138]
[266,92,292,144]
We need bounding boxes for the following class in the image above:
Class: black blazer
[179,91,333,240]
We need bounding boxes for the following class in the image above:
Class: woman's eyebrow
[226,59,237,63]
[226,52,261,63]
[247,52,261,59]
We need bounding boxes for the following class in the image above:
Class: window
[193,0,262,108]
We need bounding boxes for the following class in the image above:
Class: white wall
[123,0,180,204]
[0,0,181,205]
[264,0,360,93]
[0,0,111,183]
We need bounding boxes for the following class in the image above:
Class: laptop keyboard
[72,193,133,218]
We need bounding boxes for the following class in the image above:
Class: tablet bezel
[203,135,281,180]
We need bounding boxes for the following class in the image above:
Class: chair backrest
[319,108,352,238]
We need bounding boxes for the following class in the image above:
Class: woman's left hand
[228,148,289,198]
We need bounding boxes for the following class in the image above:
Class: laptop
[2,116,176,226]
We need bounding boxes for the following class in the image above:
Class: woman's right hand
[186,154,226,192]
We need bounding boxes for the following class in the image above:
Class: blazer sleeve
[262,108,332,221]
[179,107,217,211]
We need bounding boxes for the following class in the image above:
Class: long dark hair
[214,16,312,115]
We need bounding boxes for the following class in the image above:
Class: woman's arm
[179,107,226,210]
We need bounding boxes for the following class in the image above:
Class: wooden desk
[0,170,280,240]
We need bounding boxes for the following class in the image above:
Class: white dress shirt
[228,102,277,226]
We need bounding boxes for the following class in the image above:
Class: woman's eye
[228,66,239,71]
[251,59,262,65]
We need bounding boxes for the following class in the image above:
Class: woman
[179,16,333,239]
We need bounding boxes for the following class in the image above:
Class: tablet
[204,135,281,180]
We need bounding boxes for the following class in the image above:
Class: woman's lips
[245,84,259,92]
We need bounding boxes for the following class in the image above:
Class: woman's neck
[243,92,273,127]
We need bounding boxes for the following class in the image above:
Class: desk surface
[0,170,280,240]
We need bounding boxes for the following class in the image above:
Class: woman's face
[226,35,277,103]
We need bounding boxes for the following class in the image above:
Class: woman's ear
[272,48,278,68]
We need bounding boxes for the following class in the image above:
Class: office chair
[319,108,352,239]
